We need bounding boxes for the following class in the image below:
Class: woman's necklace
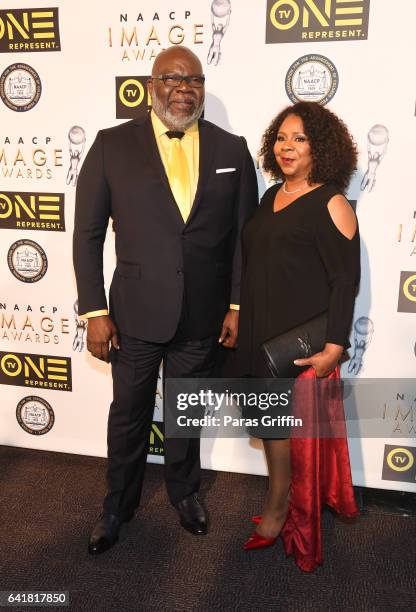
[283,181,306,195]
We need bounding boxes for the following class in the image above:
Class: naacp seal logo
[285,54,338,105]
[7,239,48,283]
[16,396,54,435]
[0,63,41,112]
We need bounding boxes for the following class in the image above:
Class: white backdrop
[1,0,415,492]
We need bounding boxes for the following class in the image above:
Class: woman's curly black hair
[259,102,357,193]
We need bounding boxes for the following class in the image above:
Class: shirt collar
[150,109,198,139]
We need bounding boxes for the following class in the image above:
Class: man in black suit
[73,46,258,554]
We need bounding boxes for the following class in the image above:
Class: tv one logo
[116,76,151,119]
[0,191,65,231]
[382,445,416,484]
[397,271,416,313]
[149,421,164,455]
[265,0,370,44]
[0,8,61,53]
[0,351,72,391]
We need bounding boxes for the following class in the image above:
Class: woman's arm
[294,194,360,377]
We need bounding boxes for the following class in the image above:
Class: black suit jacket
[73,114,258,342]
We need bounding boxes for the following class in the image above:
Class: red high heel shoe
[243,530,278,551]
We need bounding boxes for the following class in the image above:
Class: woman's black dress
[236,182,360,377]
[234,182,361,571]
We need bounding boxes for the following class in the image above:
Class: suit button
[177,269,184,275]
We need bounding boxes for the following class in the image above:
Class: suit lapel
[185,119,216,226]
[133,114,185,228]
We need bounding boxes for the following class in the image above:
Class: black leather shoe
[88,513,125,555]
[175,493,208,535]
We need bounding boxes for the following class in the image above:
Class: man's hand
[294,343,343,378]
[218,310,239,349]
[86,315,119,363]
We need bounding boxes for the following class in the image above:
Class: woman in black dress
[237,102,360,570]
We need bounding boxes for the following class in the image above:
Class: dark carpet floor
[0,445,414,612]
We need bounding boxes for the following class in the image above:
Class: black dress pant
[102,329,218,519]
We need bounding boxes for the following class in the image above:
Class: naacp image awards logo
[16,395,54,435]
[285,54,338,105]
[107,10,205,62]
[0,63,41,112]
[7,239,48,283]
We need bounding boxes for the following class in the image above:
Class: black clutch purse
[261,312,327,378]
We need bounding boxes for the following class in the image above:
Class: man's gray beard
[151,94,203,131]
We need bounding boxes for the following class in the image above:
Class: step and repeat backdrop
[1,1,415,492]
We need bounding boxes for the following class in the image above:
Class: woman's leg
[257,438,291,538]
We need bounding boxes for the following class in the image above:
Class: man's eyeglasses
[152,74,205,88]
